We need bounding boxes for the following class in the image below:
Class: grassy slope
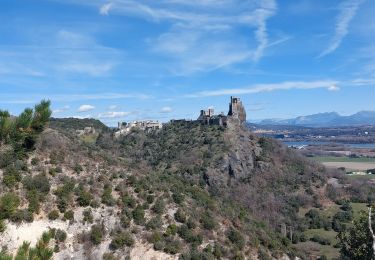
[297,202,368,259]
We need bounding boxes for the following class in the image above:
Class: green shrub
[27,190,40,213]
[77,189,93,207]
[152,198,165,214]
[110,232,134,249]
[149,231,162,244]
[0,192,20,219]
[103,252,119,260]
[200,212,216,230]
[258,247,272,260]
[146,216,162,230]
[122,195,136,208]
[177,225,203,245]
[73,163,83,174]
[63,210,74,221]
[132,206,145,225]
[23,174,50,194]
[31,158,39,166]
[163,238,181,254]
[120,215,130,228]
[186,218,196,229]
[0,219,6,233]
[146,195,154,204]
[48,210,59,220]
[213,243,224,258]
[55,229,67,242]
[10,209,33,223]
[172,193,184,204]
[154,241,164,251]
[174,208,186,223]
[90,225,104,245]
[3,165,21,188]
[310,235,330,245]
[227,228,245,250]
[102,184,115,206]
[165,224,177,236]
[83,208,94,223]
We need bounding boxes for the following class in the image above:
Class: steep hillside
[1,110,373,259]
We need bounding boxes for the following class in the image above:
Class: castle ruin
[228,96,246,123]
[197,96,246,126]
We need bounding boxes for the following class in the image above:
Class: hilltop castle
[197,96,246,126]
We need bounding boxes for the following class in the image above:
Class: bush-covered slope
[1,106,373,259]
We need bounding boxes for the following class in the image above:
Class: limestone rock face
[204,123,261,189]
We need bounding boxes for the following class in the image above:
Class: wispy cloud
[72,114,93,119]
[53,105,70,114]
[0,30,120,78]
[0,92,151,105]
[59,62,114,76]
[78,104,95,112]
[98,111,131,118]
[252,0,278,62]
[63,0,280,73]
[160,106,172,113]
[188,80,340,97]
[108,105,118,110]
[318,0,364,58]
[100,2,113,15]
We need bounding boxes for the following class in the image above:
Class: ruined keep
[197,96,246,126]
[197,108,228,126]
[228,96,246,123]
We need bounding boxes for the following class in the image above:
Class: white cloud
[63,0,279,73]
[100,3,113,15]
[78,104,95,112]
[53,105,70,114]
[318,0,363,58]
[108,105,118,110]
[98,111,131,118]
[188,80,340,97]
[160,106,173,113]
[252,0,277,62]
[59,62,114,76]
[328,84,340,91]
[149,0,277,70]
[0,92,151,105]
[72,114,93,119]
[55,30,119,76]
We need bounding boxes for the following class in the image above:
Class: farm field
[312,156,375,163]
[311,156,375,171]
[322,161,375,171]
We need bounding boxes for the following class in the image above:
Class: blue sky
[1,0,375,125]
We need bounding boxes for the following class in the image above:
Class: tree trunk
[368,207,375,257]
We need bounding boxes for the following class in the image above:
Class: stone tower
[228,96,246,124]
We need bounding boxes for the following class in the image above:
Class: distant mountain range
[257,111,375,127]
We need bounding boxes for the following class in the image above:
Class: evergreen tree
[338,209,375,260]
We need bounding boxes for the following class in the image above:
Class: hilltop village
[115,96,246,137]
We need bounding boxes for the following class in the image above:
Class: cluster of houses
[76,126,96,136]
[114,120,162,137]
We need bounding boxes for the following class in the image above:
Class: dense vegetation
[0,102,374,259]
